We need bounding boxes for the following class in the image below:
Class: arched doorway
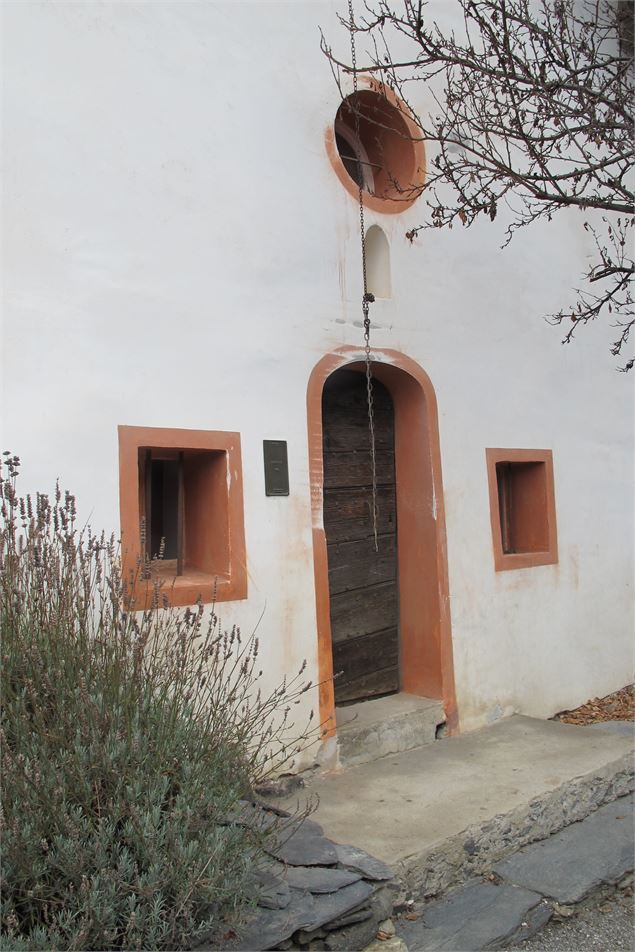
[322,368,399,704]
[307,348,457,741]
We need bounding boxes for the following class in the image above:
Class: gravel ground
[504,891,634,951]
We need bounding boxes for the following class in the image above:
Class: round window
[328,86,425,213]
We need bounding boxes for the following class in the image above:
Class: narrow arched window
[366,225,391,299]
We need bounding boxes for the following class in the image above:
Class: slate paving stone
[333,843,394,880]
[248,868,291,910]
[233,882,376,949]
[233,891,317,950]
[268,822,339,866]
[284,864,362,893]
[502,901,555,948]
[325,900,374,930]
[302,880,375,932]
[493,795,635,904]
[396,880,550,952]
[291,817,326,837]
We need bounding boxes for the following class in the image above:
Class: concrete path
[281,716,634,899]
[396,794,634,950]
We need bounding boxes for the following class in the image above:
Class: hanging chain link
[363,307,379,554]
[347,0,379,553]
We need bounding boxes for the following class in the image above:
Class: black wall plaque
[263,440,289,496]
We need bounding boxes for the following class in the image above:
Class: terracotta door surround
[307,348,457,740]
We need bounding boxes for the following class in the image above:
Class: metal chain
[347,0,379,553]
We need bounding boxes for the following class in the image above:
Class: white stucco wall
[2,0,633,762]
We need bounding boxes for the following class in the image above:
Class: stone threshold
[336,693,445,768]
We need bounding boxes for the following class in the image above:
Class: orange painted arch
[325,78,427,215]
[307,347,458,740]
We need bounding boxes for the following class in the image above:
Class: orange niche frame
[307,348,458,738]
[325,78,427,214]
[486,448,558,572]
[118,425,247,608]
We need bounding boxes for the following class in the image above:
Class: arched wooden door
[322,369,399,705]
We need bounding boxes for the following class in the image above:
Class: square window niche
[118,426,247,607]
[485,448,558,572]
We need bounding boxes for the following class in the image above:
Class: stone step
[335,693,445,768]
[279,716,635,902]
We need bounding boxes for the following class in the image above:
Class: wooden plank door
[322,369,399,705]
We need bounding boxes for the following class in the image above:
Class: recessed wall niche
[118,425,248,607]
[366,225,391,299]
[485,448,558,572]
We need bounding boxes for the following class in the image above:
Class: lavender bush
[0,453,314,950]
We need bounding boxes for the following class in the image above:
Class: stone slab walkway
[493,796,634,904]
[396,793,634,951]
[397,880,551,951]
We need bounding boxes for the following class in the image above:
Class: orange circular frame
[326,80,426,214]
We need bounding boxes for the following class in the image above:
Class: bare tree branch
[323,0,634,369]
